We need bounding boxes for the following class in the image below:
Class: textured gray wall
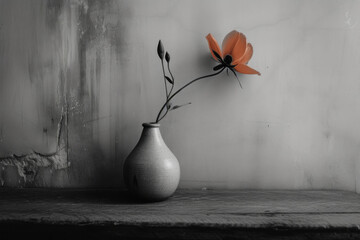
[0,0,360,191]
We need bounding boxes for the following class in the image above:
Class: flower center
[224,55,232,65]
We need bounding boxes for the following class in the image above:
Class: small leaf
[157,40,164,59]
[165,76,174,84]
[171,102,191,111]
[212,50,222,62]
[167,102,172,110]
[165,52,170,62]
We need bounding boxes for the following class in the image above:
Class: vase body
[123,123,180,202]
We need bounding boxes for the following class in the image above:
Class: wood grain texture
[1,189,360,239]
[1,189,360,229]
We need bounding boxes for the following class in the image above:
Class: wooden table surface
[1,188,360,239]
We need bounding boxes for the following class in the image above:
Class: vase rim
[142,122,160,128]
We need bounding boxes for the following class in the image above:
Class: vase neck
[139,123,164,146]
[142,122,160,128]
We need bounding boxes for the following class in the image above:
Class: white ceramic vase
[123,123,180,202]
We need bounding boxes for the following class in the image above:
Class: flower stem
[167,61,175,96]
[155,67,225,123]
[161,59,169,99]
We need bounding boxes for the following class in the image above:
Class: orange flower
[206,30,260,75]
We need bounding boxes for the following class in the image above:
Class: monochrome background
[0,0,360,192]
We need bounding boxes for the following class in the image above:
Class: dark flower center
[224,55,232,65]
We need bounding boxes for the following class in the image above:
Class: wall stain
[77,0,107,101]
[45,0,64,29]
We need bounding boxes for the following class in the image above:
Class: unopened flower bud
[157,40,164,59]
[165,52,170,62]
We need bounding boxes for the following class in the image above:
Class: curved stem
[167,61,175,96]
[155,67,225,123]
[161,59,169,99]
[157,105,169,123]
[155,62,175,122]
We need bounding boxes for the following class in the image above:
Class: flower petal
[222,30,240,57]
[230,33,247,63]
[206,34,222,61]
[234,63,261,75]
[239,43,253,64]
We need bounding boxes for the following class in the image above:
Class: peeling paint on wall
[0,149,69,186]
[0,109,70,186]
